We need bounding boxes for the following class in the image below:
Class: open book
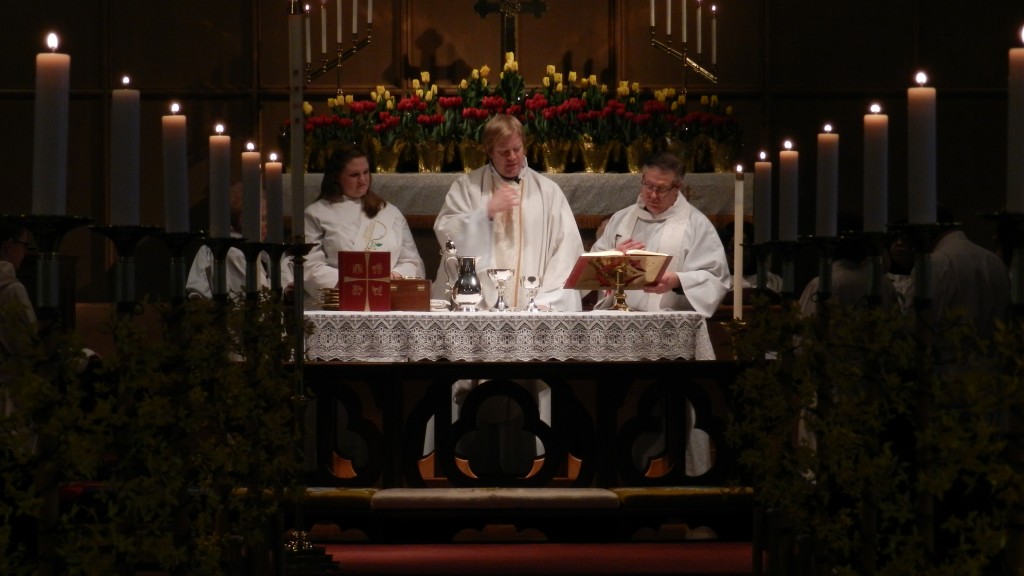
[563,249,673,291]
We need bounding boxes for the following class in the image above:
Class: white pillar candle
[863,104,889,232]
[696,0,702,57]
[666,0,671,36]
[682,0,687,44]
[241,143,262,241]
[779,141,799,242]
[816,125,839,237]
[32,33,70,216]
[907,72,937,224]
[265,153,284,243]
[209,125,232,238]
[162,103,189,233]
[305,4,311,64]
[650,0,655,27]
[352,0,358,35]
[320,0,328,55]
[711,5,717,66]
[754,152,772,244]
[110,75,140,226]
[1008,29,1024,213]
[733,165,744,319]
[367,0,372,24]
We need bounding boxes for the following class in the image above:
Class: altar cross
[473,1,547,61]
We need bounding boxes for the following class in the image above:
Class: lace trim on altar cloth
[304,310,714,362]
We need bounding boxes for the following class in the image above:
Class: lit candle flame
[784,140,793,151]
[823,124,833,133]
[170,102,181,114]
[869,103,882,114]
[735,164,743,174]
[246,142,255,152]
[712,5,716,14]
[269,152,279,162]
[121,75,131,87]
[915,71,928,86]
[46,33,59,51]
[215,124,225,135]
[1020,26,1024,44]
[759,151,767,161]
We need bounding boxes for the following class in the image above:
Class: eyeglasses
[493,145,524,158]
[640,180,678,197]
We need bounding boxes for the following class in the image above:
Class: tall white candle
[110,75,140,226]
[241,142,262,241]
[352,0,358,35]
[1008,28,1024,213]
[265,153,284,243]
[367,0,372,24]
[666,0,671,36]
[682,0,687,44]
[162,103,189,233]
[863,103,889,232]
[209,125,232,238]
[711,5,717,66]
[816,124,839,237]
[650,0,655,27]
[907,72,937,224]
[779,141,799,242]
[305,5,311,64]
[754,151,772,244]
[733,165,744,319]
[320,0,328,54]
[696,0,702,57]
[32,32,70,216]
[342,0,350,42]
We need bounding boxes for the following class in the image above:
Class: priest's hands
[643,271,681,295]
[488,183,520,220]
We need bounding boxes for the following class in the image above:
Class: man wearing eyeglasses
[589,151,731,317]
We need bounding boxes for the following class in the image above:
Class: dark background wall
[2,1,1022,302]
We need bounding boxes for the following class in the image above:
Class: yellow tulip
[679,93,687,105]
[376,84,386,95]
[556,82,564,93]
[700,95,709,106]
[543,77,550,88]
[510,61,518,72]
[460,79,469,89]
[546,64,556,76]
[631,82,640,93]
[412,79,420,90]
[617,84,628,97]
[580,78,590,89]
[600,84,608,94]
[431,84,438,95]
[302,101,313,115]
[416,89,424,98]
[384,90,392,100]
[665,88,676,99]
[421,71,431,83]
[710,95,719,107]
[505,51,515,63]
[554,72,563,84]
[589,74,597,86]
[480,65,490,77]
[327,97,337,108]
[424,90,433,102]
[471,68,480,80]
[481,78,488,87]
[371,91,379,102]
[568,70,577,83]
[725,105,734,115]
[386,100,394,110]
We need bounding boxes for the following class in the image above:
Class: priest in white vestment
[589,151,731,479]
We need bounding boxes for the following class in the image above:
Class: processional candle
[733,165,744,319]
[111,75,140,226]
[863,104,888,233]
[162,103,189,233]
[816,124,839,237]
[209,124,231,238]
[907,72,937,224]
[33,32,70,216]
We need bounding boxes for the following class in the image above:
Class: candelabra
[761,240,801,302]
[649,1,718,93]
[92,224,161,316]
[306,23,373,88]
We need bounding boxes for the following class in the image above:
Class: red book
[338,251,391,311]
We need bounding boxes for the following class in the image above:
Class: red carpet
[323,542,754,575]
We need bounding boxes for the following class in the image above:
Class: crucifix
[473,1,547,61]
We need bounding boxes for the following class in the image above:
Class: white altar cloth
[304,310,715,362]
[285,172,752,218]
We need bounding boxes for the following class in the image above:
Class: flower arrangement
[281,51,742,173]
